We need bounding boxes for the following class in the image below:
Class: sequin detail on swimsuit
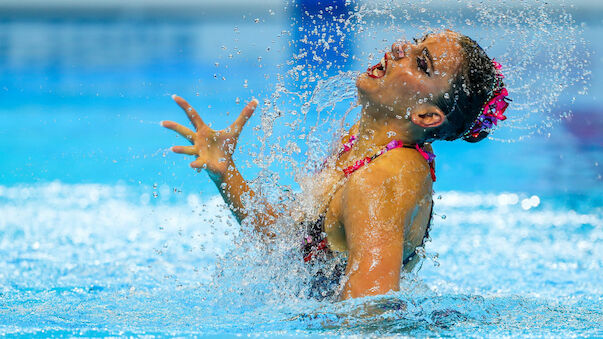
[341,137,436,181]
[304,238,328,262]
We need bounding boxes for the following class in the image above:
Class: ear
[410,105,446,128]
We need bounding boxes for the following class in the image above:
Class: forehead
[422,31,463,74]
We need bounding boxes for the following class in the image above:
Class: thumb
[190,158,206,169]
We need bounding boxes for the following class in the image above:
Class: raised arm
[161,95,277,235]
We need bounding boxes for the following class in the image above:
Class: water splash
[2,1,596,335]
[257,0,590,166]
[1,182,601,335]
[200,0,594,310]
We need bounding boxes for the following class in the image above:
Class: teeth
[380,57,386,68]
[372,69,380,76]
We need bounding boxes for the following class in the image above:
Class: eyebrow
[423,47,435,76]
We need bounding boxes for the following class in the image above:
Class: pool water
[1,184,600,336]
[1,2,602,337]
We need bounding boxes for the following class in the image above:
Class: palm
[162,95,258,175]
[191,123,238,174]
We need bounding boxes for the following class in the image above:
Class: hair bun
[461,130,490,143]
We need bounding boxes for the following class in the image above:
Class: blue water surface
[0,3,602,337]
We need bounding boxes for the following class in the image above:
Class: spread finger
[190,158,205,169]
[172,95,205,130]
[230,99,258,134]
[161,120,195,143]
[171,145,197,155]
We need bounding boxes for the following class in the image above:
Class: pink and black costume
[301,136,436,299]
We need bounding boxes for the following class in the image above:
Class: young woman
[161,30,509,301]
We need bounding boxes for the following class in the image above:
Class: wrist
[206,157,235,182]
[207,169,226,184]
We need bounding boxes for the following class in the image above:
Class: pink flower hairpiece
[465,60,511,138]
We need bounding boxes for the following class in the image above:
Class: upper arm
[339,166,426,300]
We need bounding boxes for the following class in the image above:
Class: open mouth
[367,53,388,78]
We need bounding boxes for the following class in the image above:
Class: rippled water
[1,183,600,336]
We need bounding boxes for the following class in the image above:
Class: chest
[311,151,433,254]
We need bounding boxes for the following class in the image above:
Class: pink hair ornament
[465,60,511,138]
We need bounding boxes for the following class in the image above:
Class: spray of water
[185,0,590,316]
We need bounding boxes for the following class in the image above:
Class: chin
[355,73,375,98]
[355,82,370,106]
[355,72,367,87]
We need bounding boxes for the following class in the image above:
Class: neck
[353,105,420,155]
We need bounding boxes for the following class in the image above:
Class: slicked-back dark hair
[426,35,501,143]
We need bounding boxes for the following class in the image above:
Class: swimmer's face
[356,30,463,117]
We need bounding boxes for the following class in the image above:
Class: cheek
[384,73,425,102]
[388,65,429,92]
[389,63,415,85]
[391,73,444,103]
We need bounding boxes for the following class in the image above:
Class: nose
[391,41,409,60]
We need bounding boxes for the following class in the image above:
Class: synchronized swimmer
[162,30,510,301]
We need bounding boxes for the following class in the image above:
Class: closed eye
[416,56,431,76]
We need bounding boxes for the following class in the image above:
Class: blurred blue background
[0,0,600,195]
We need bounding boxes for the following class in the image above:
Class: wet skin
[162,31,465,300]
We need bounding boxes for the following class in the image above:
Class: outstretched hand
[161,95,258,177]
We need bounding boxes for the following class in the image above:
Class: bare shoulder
[390,147,433,189]
[354,147,431,188]
[341,147,432,215]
